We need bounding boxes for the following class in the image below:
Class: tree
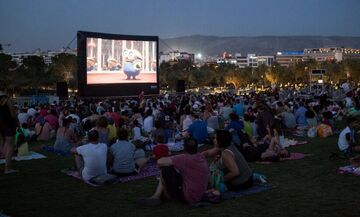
[0,53,18,93]
[190,68,209,87]
[17,56,51,93]
[344,59,360,82]
[265,62,288,85]
[319,60,345,83]
[49,53,77,90]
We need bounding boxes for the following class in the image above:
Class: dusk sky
[1,0,360,53]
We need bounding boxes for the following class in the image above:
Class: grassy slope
[0,135,359,217]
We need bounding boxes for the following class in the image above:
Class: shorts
[161,166,185,202]
[226,174,254,191]
[1,127,16,137]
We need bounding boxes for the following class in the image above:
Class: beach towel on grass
[337,165,360,176]
[41,145,71,157]
[66,161,160,187]
[0,151,46,164]
[256,152,311,165]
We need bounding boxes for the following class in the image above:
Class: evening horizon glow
[1,0,360,53]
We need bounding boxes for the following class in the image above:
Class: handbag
[209,160,226,192]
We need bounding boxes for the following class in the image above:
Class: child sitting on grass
[152,135,170,160]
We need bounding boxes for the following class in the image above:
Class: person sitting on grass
[152,134,170,160]
[151,120,166,143]
[138,138,210,206]
[225,113,244,132]
[243,114,253,138]
[107,118,117,145]
[338,117,360,154]
[261,122,289,161]
[109,128,147,177]
[34,116,54,141]
[202,130,253,191]
[70,130,108,182]
[182,114,208,144]
[92,116,109,146]
[54,117,77,153]
[131,119,143,141]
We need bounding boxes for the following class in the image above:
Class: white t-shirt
[18,112,30,125]
[345,97,353,108]
[27,108,37,118]
[341,82,350,92]
[132,126,142,140]
[220,106,233,121]
[143,116,154,134]
[338,127,351,151]
[76,143,108,181]
[68,114,80,123]
[182,115,193,131]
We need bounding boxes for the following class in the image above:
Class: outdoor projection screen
[77,31,159,97]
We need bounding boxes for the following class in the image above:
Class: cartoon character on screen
[123,49,142,80]
[107,58,121,71]
[87,57,97,71]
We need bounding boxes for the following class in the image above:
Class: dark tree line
[1,51,360,94]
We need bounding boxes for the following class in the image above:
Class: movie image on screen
[86,38,157,84]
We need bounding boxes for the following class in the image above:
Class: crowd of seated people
[2,84,360,209]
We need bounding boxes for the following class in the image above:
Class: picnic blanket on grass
[192,183,273,208]
[0,151,46,164]
[221,183,273,200]
[337,165,360,176]
[65,161,160,187]
[280,137,309,148]
[256,152,312,165]
[41,145,71,157]
[145,142,206,152]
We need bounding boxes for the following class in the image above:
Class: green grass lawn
[1,135,359,217]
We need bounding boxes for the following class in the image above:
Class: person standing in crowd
[0,88,19,174]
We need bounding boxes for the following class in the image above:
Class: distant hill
[159,35,360,57]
